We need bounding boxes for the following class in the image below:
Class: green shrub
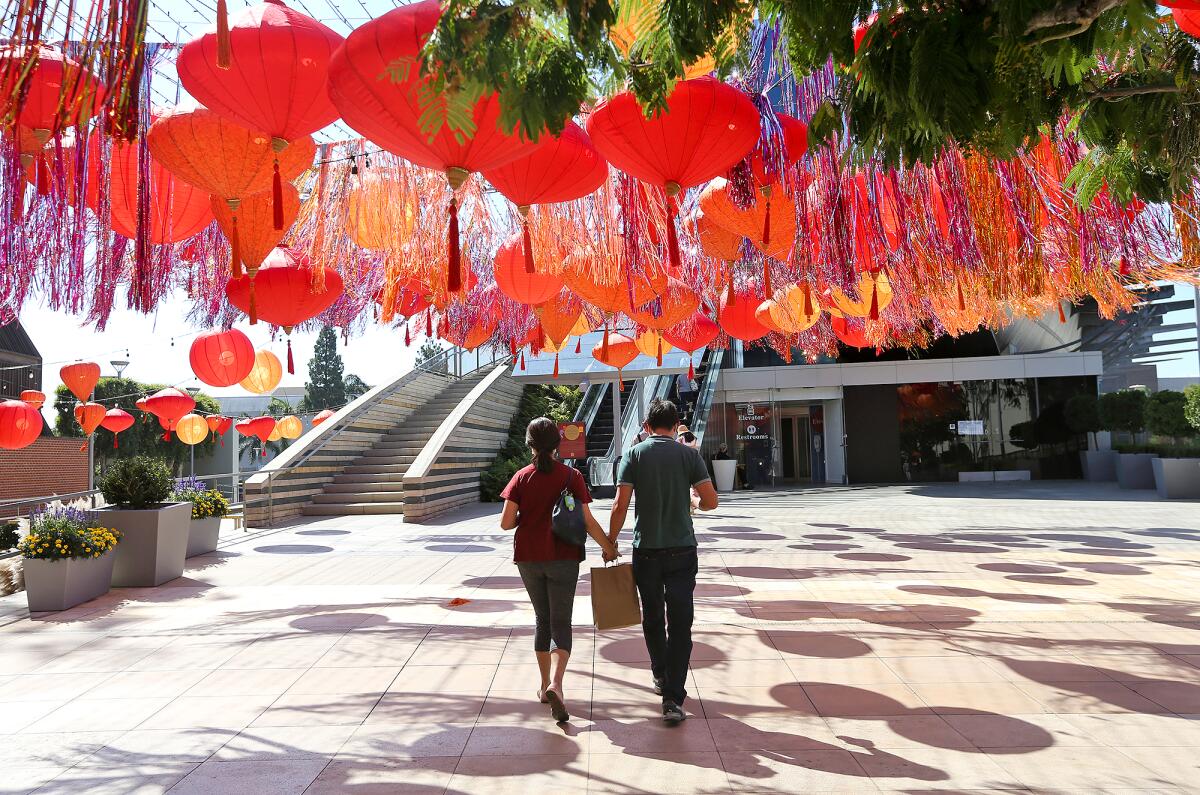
[1065,393,1101,446]
[1145,390,1194,439]
[99,457,173,509]
[480,384,582,502]
[0,521,18,551]
[1099,390,1147,435]
[1185,384,1200,433]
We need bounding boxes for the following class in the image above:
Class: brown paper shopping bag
[591,562,642,631]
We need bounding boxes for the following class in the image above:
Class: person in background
[676,424,698,450]
[608,399,719,724]
[676,371,699,415]
[500,417,618,723]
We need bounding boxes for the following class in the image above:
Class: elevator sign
[736,403,771,442]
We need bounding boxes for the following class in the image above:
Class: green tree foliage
[480,384,583,501]
[1144,389,1194,439]
[415,339,447,371]
[52,377,220,472]
[298,327,369,412]
[1099,388,1147,434]
[422,1,1199,203]
[1185,384,1200,432]
[1065,393,1102,446]
[98,456,173,509]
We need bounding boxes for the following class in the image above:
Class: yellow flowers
[18,513,121,562]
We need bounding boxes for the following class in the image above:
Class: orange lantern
[771,283,821,333]
[494,232,563,306]
[0,399,43,450]
[312,408,335,426]
[19,389,45,409]
[627,277,699,331]
[754,299,785,334]
[60,362,100,402]
[240,350,283,394]
[634,329,673,366]
[277,415,304,439]
[175,413,209,446]
[831,271,894,320]
[74,402,106,451]
[698,214,743,262]
[347,172,416,250]
[592,332,640,386]
[210,184,301,287]
[699,177,796,263]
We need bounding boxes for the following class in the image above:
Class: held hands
[601,539,620,563]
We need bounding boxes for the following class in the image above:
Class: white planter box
[1080,450,1118,482]
[1151,458,1200,499]
[100,502,191,587]
[1117,453,1158,490]
[994,470,1031,481]
[186,517,222,558]
[713,459,737,492]
[23,553,116,612]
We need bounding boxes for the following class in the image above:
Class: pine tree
[301,328,347,412]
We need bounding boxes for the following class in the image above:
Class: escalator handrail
[573,381,609,433]
[692,348,724,448]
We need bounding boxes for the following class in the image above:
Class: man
[675,371,699,415]
[609,398,719,724]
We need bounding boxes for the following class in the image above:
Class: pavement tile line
[0,482,1197,793]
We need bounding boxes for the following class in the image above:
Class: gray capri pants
[516,560,581,653]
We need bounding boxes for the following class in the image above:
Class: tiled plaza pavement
[2,481,1200,794]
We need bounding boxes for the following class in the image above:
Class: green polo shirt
[617,435,711,549]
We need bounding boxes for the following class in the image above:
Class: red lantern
[483,122,607,272]
[587,77,759,272]
[376,278,431,321]
[719,290,770,342]
[0,48,105,137]
[190,329,256,387]
[235,415,277,456]
[312,408,335,426]
[225,246,344,339]
[19,389,45,409]
[749,112,808,187]
[101,127,214,244]
[0,399,43,450]
[494,232,563,306]
[177,0,343,141]
[144,387,196,441]
[831,316,870,348]
[1175,7,1200,35]
[207,415,233,446]
[663,312,719,380]
[59,362,100,402]
[74,402,106,451]
[100,408,135,449]
[328,0,541,293]
[592,332,640,384]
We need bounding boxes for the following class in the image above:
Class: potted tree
[18,508,121,612]
[1067,393,1115,481]
[98,457,191,586]
[1146,390,1200,499]
[171,477,230,557]
[1101,390,1156,489]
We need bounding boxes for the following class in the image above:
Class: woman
[500,417,617,723]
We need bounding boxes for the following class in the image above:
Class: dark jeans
[516,560,580,653]
[632,546,698,705]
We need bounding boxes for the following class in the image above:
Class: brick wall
[0,438,90,512]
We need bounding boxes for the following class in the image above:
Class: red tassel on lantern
[869,285,879,321]
[688,359,695,380]
[803,282,813,316]
[286,339,294,374]
[112,436,118,449]
[656,337,663,367]
[261,447,266,457]
[1119,256,1130,276]
[574,337,581,354]
[272,160,284,230]
[426,309,433,337]
[537,324,545,349]
[405,325,411,346]
[447,197,462,293]
[1058,302,1067,324]
[248,279,258,325]
[726,270,735,306]
[957,282,966,311]
[618,374,625,392]
[522,218,535,274]
[763,197,771,246]
[601,326,610,360]
[215,0,231,69]
[664,188,681,272]
[553,352,559,378]
[519,352,526,370]
[763,261,772,298]
[230,213,243,278]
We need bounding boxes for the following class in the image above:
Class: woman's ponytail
[525,417,560,474]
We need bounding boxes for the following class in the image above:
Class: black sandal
[545,688,569,722]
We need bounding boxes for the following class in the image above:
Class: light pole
[90,359,132,492]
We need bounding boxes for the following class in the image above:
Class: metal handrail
[692,347,725,448]
[572,380,608,432]
[0,470,251,522]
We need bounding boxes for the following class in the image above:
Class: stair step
[334,471,410,483]
[344,463,412,474]
[302,502,405,516]
[323,481,406,493]
[361,447,424,458]
[312,491,404,504]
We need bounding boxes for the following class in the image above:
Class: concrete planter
[1080,450,1118,482]
[100,502,191,587]
[1116,453,1158,490]
[186,517,222,558]
[1151,458,1200,499]
[713,459,737,492]
[23,553,116,612]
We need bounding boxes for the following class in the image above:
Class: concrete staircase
[301,370,490,516]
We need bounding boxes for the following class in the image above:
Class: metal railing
[692,347,725,448]
[585,374,673,487]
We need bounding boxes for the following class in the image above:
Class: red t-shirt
[500,462,592,562]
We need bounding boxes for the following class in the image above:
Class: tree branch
[1088,83,1183,100]
[1024,0,1125,40]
